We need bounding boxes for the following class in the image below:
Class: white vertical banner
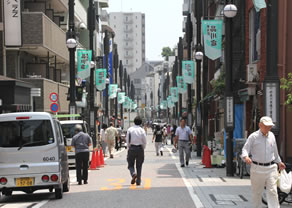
[4,0,22,46]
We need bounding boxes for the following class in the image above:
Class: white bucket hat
[260,116,275,126]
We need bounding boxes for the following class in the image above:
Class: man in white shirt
[242,116,286,208]
[174,118,193,167]
[126,116,147,186]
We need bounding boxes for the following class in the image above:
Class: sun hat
[260,116,275,126]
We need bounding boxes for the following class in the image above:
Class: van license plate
[16,178,34,187]
[66,146,72,152]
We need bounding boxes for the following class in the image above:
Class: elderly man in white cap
[242,116,286,208]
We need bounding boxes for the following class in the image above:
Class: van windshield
[0,120,54,148]
[61,123,85,139]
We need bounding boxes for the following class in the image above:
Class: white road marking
[167,147,205,208]
[31,200,49,208]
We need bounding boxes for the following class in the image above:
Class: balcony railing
[22,12,68,62]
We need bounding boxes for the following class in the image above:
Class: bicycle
[262,163,292,205]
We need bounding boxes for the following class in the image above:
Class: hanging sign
[109,84,118,99]
[118,92,125,104]
[167,96,175,108]
[182,61,195,84]
[95,69,107,91]
[77,49,92,79]
[202,20,223,60]
[171,87,178,103]
[252,0,266,12]
[4,0,22,46]
[176,76,187,94]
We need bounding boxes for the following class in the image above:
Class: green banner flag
[77,49,92,79]
[167,96,174,108]
[176,76,187,94]
[160,100,168,110]
[95,69,107,91]
[109,84,118,99]
[202,20,223,60]
[170,87,178,103]
[182,61,195,84]
[123,96,130,109]
[252,0,266,12]
[118,92,125,104]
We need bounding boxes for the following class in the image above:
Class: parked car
[60,120,93,167]
[0,112,70,199]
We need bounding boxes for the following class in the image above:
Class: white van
[0,112,70,199]
[60,120,93,167]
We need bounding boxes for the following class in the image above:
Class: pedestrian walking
[174,118,193,167]
[105,122,119,158]
[126,116,147,186]
[162,125,168,145]
[242,116,286,208]
[71,124,91,185]
[152,125,163,156]
[170,124,177,145]
[116,124,122,150]
[144,123,148,135]
[99,124,108,157]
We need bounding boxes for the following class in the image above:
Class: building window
[136,16,137,19]
[136,25,137,28]
[126,16,128,21]
[126,60,128,64]
[249,8,261,63]
[114,16,116,19]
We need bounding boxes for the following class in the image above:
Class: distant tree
[280,72,292,108]
[161,47,175,61]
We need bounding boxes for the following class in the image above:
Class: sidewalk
[166,145,290,208]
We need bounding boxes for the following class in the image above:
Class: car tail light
[51,174,58,182]
[16,117,30,120]
[41,175,49,182]
[0,177,7,185]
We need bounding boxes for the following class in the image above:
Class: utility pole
[104,30,109,125]
[88,0,96,146]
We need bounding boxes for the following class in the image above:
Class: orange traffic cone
[89,150,97,170]
[99,147,105,166]
[95,149,101,168]
[204,147,212,168]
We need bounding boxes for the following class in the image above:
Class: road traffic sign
[49,92,59,102]
[50,103,59,113]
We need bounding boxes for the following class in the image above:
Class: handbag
[278,169,292,194]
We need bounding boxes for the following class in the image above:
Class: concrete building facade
[109,12,145,74]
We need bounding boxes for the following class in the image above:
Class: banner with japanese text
[202,20,223,60]
[123,96,130,109]
[252,0,266,12]
[170,87,178,103]
[160,100,168,110]
[167,96,175,108]
[182,61,195,84]
[176,76,187,94]
[77,49,92,79]
[109,84,118,99]
[118,92,125,104]
[95,68,107,91]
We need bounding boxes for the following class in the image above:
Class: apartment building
[109,12,145,74]
[0,0,107,114]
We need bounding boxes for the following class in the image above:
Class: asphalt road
[0,132,197,208]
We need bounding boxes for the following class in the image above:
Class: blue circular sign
[50,103,59,113]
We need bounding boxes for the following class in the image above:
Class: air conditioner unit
[247,64,258,83]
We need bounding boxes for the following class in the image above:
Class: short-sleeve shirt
[105,126,118,141]
[71,132,91,154]
[175,126,192,141]
[154,130,163,142]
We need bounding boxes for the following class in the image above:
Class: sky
[107,0,183,61]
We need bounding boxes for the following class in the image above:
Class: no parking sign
[50,103,59,113]
[49,92,59,113]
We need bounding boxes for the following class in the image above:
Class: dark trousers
[127,145,144,183]
[115,137,119,151]
[75,152,89,182]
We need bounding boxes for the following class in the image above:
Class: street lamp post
[104,30,109,125]
[114,45,119,127]
[223,3,237,177]
[67,0,77,118]
[178,37,183,120]
[195,0,203,157]
[186,13,193,127]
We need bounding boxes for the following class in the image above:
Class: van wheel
[63,176,70,192]
[55,187,63,199]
